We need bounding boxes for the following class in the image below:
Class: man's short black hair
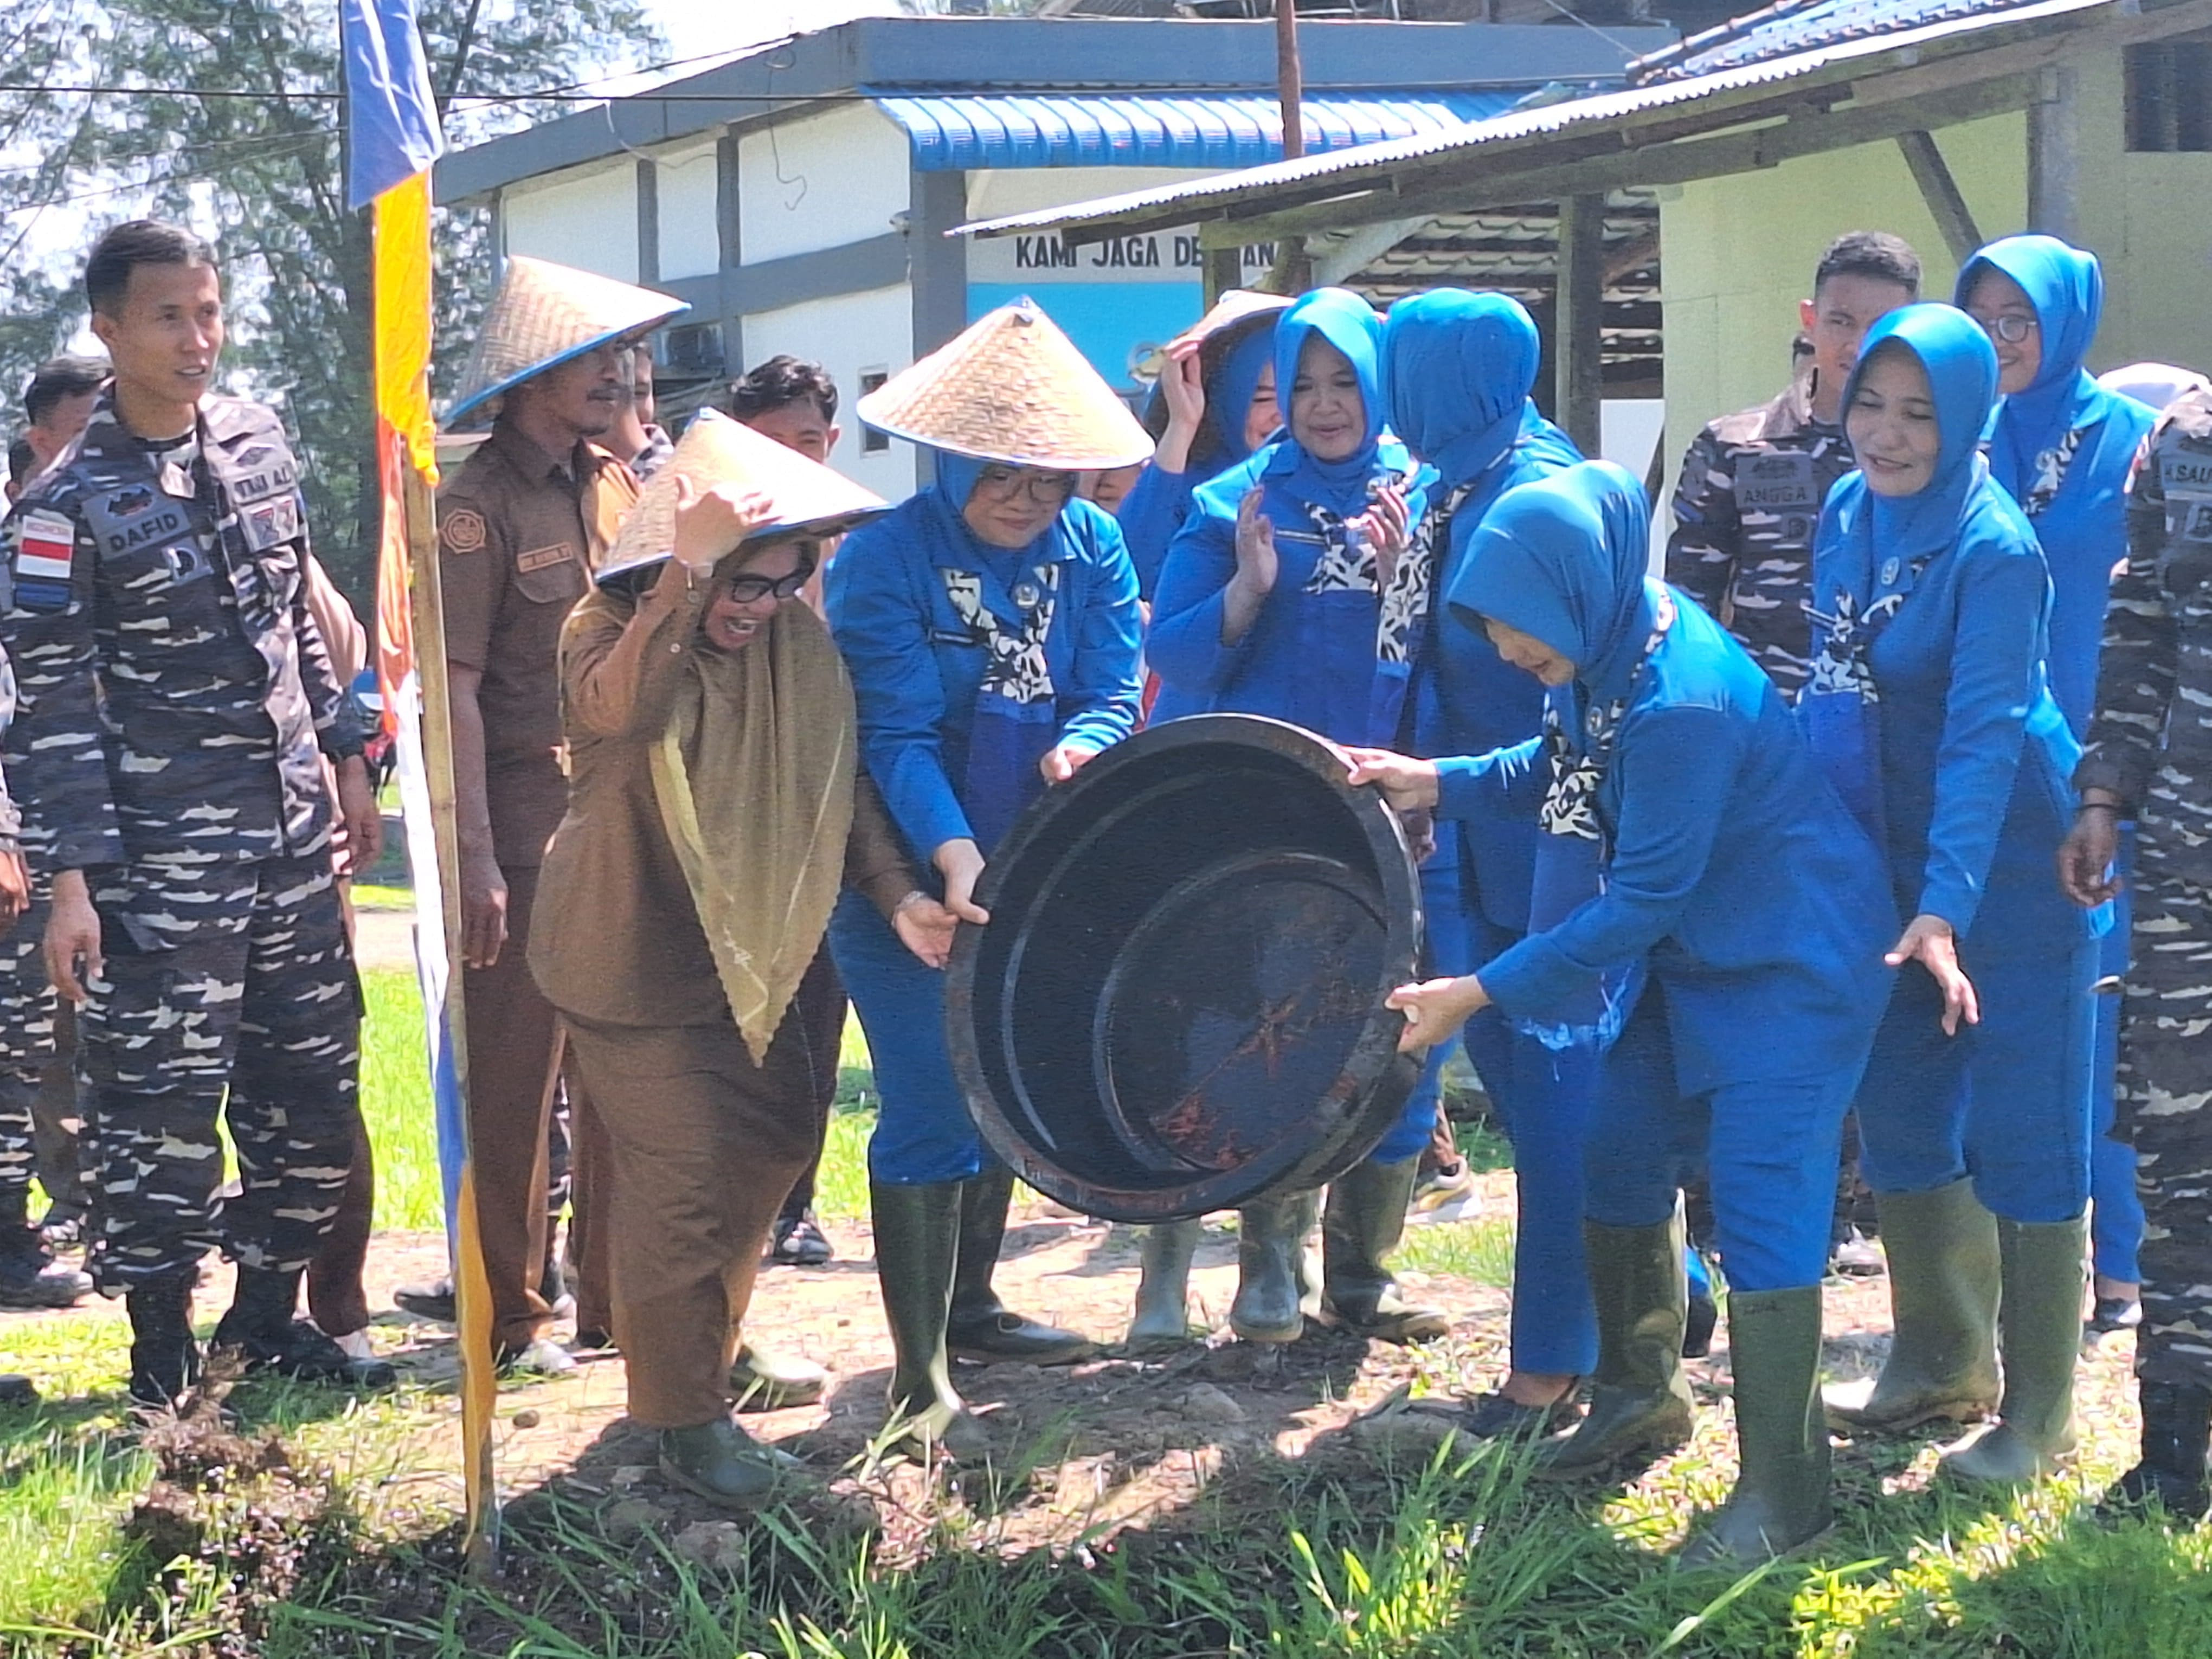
[24,355,108,427]
[7,438,35,487]
[84,219,218,317]
[729,355,838,425]
[1813,231,1921,299]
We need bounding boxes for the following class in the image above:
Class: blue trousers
[1583,981,1851,1293]
[1406,835,1599,1375]
[2091,838,2144,1282]
[827,891,986,1186]
[1854,936,2098,1224]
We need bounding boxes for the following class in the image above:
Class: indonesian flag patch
[15,510,75,583]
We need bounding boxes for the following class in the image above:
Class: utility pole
[1270,1,1312,293]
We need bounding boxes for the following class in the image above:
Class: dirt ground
[0,1175,2144,1565]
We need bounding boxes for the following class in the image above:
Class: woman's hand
[1342,746,1442,812]
[893,891,961,970]
[1887,912,1979,1036]
[2056,803,2123,908]
[933,837,990,927]
[1039,743,1096,786]
[672,478,775,574]
[1155,338,1206,472]
[1351,481,1411,590]
[1387,974,1489,1052]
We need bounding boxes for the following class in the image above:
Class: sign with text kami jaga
[969,230,1281,285]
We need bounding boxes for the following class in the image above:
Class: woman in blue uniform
[1356,460,1893,1565]
[1380,288,1602,1435]
[1115,292,1287,605]
[826,302,1149,1455]
[1957,239,2157,1338]
[1806,303,2101,1484]
[1145,286,1442,1347]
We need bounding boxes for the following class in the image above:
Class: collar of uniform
[1763,375,1836,441]
[485,416,600,488]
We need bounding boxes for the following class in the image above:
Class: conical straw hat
[857,298,1151,470]
[596,409,889,592]
[446,255,689,428]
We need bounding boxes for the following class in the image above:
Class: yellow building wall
[1656,49,2212,518]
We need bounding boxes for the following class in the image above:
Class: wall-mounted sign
[969,229,1278,285]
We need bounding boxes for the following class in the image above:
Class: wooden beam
[1307,215,1438,286]
[2028,62,2082,241]
[1207,70,2039,243]
[1556,194,1605,456]
[1895,130,1984,263]
[1201,245,1242,306]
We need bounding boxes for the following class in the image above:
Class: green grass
[9,974,2212,1655]
[350,882,416,913]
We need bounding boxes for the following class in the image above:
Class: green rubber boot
[1322,1157,1449,1343]
[1824,1179,2001,1432]
[1679,1287,1832,1567]
[659,1416,789,1509]
[1939,1216,2086,1484]
[1538,1215,1695,1479]
[1126,1220,1202,1347]
[869,1180,988,1459]
[1230,1191,1320,1344]
[946,1164,1095,1366]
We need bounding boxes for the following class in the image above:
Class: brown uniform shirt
[438,420,639,868]
[529,567,917,1029]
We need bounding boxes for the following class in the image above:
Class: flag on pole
[344,0,501,1559]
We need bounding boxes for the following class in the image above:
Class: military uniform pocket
[514,545,586,606]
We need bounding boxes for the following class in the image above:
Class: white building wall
[500,164,640,283]
[655,144,721,282]
[738,106,912,265]
[741,284,917,499]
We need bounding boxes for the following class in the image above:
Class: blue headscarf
[1382,290,1548,487]
[1265,286,1388,517]
[1836,303,1998,578]
[924,447,1072,561]
[1449,460,1655,702]
[1955,235,2104,501]
[1210,319,1280,465]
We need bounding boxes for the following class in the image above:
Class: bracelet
[2078,801,2122,816]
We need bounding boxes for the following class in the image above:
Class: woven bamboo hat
[445,255,689,428]
[595,409,889,592]
[857,298,1151,470]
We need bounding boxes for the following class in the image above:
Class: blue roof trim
[866,90,1522,172]
[1634,0,2031,83]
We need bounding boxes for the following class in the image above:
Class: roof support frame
[1895,128,1984,263]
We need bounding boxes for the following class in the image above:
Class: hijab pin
[1880,557,1901,586]
[1013,582,1041,609]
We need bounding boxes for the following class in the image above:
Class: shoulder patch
[14,511,76,583]
[442,508,487,553]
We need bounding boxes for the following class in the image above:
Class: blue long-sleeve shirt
[1435,594,1894,1094]
[1113,461,1199,604]
[1814,474,2091,957]
[827,493,1143,862]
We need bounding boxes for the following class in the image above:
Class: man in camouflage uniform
[0,643,87,1309]
[1664,230,1922,697]
[0,220,381,1406]
[2066,381,2212,1518]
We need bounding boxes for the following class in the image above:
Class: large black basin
[944,715,1422,1222]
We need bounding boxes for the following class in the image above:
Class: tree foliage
[0,1,662,603]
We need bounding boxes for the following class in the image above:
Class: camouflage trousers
[78,853,361,1291]
[0,889,61,1213]
[2119,868,2212,1388]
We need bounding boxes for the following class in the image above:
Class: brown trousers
[564,1058,616,1335]
[563,984,825,1429]
[468,861,562,1350]
[307,1111,375,1337]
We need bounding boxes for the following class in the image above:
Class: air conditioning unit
[663,323,726,378]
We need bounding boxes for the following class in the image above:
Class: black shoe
[213,1266,387,1386]
[0,1374,35,1407]
[126,1269,203,1409]
[573,1327,616,1353]
[0,1227,91,1309]
[2086,1296,2143,1338]
[1683,1282,1719,1359]
[1418,1388,1584,1441]
[769,1210,834,1267]
[394,1276,456,1323]
[2101,1380,2212,1523]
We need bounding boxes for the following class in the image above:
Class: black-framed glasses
[720,567,813,604]
[974,465,1076,505]
[1970,312,2039,345]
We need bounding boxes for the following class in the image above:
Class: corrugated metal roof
[953,0,2111,239]
[1634,0,2040,83]
[867,90,1522,172]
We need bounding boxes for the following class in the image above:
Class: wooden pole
[1555,194,1605,456]
[1276,0,1304,162]
[2027,63,2080,243]
[1895,130,1984,264]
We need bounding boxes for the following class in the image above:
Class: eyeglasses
[974,465,1076,506]
[1970,312,2040,345]
[719,567,813,604]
